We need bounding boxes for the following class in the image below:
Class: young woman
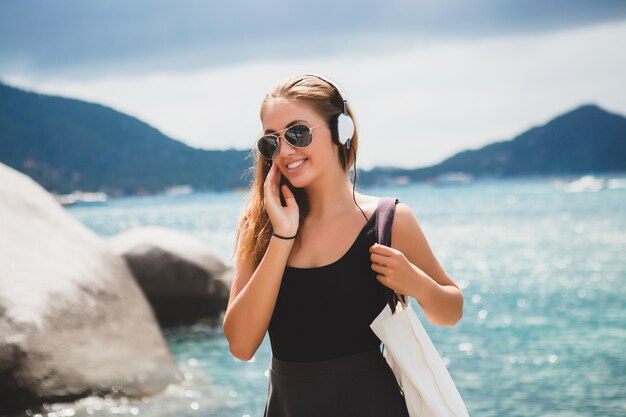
[223,73,464,417]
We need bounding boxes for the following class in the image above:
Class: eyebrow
[264,120,308,134]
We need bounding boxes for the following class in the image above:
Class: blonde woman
[223,73,464,417]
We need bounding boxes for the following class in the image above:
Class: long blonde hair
[231,74,360,268]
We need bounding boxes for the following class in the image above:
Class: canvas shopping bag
[370,197,470,417]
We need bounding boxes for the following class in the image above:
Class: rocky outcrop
[0,163,182,414]
[108,226,233,327]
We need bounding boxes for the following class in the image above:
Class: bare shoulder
[393,201,416,224]
[358,193,411,220]
[390,201,423,247]
[355,192,381,218]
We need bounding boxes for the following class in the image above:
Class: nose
[277,135,296,159]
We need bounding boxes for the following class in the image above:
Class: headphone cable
[350,142,368,222]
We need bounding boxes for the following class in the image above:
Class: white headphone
[303,73,355,149]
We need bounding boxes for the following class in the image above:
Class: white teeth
[287,159,306,169]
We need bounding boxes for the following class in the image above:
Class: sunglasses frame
[256,122,327,160]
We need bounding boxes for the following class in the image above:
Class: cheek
[311,137,337,165]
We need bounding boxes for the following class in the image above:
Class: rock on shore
[108,226,233,327]
[0,163,182,414]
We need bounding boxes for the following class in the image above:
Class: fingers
[271,162,281,182]
[264,163,280,200]
[270,163,283,195]
[369,243,397,256]
[264,162,274,189]
[370,252,389,265]
[370,261,389,275]
[281,184,296,207]
[370,249,394,267]
[371,251,401,281]
[374,274,391,288]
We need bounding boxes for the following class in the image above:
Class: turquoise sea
[20,177,626,417]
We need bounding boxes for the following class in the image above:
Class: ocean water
[14,177,626,417]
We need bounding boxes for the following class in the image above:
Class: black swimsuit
[263,201,410,417]
[267,210,385,361]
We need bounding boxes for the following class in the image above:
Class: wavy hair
[231,74,360,268]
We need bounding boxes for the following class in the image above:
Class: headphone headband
[303,73,348,115]
[299,73,355,149]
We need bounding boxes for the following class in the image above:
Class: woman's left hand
[369,243,420,296]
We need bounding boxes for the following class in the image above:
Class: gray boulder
[0,163,182,414]
[108,226,233,327]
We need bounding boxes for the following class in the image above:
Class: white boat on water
[55,191,108,206]
[165,184,194,196]
[551,175,607,192]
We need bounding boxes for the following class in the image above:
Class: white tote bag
[370,197,469,417]
[370,296,470,417]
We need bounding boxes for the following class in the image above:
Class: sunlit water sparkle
[9,177,625,417]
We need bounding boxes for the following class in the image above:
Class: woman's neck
[303,168,358,222]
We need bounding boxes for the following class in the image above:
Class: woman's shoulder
[358,193,416,229]
[357,193,404,210]
[355,193,381,218]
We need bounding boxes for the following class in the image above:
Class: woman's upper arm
[227,251,256,307]
[391,202,459,289]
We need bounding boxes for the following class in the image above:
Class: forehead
[262,100,321,132]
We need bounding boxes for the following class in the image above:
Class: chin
[285,176,309,189]
[285,169,317,189]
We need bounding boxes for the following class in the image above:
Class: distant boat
[551,175,607,192]
[164,184,194,196]
[427,172,474,186]
[607,178,626,189]
[55,191,108,206]
[392,175,411,186]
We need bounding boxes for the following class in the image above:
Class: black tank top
[267,210,387,362]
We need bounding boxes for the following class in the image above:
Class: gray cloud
[1,0,625,77]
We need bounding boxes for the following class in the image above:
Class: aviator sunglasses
[257,122,327,160]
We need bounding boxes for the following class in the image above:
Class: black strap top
[267,209,387,362]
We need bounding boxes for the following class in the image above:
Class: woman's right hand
[263,162,299,237]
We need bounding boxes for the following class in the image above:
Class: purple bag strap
[375,197,398,247]
[375,197,407,313]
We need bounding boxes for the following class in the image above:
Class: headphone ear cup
[336,113,355,146]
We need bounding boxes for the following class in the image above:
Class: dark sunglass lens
[258,136,278,159]
[284,125,313,147]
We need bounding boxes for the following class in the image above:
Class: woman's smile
[285,158,308,172]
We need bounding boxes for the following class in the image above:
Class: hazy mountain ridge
[359,103,626,184]
[1,81,624,195]
[436,104,626,175]
[0,81,251,195]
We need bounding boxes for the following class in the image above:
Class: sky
[1,0,626,169]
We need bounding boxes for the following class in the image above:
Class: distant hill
[0,82,251,195]
[359,103,626,185]
[1,81,625,195]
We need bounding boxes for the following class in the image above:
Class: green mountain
[1,80,625,195]
[0,81,251,195]
[359,103,626,185]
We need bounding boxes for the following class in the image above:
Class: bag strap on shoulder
[375,197,407,313]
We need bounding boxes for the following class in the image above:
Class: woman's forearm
[223,236,294,360]
[407,264,464,326]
